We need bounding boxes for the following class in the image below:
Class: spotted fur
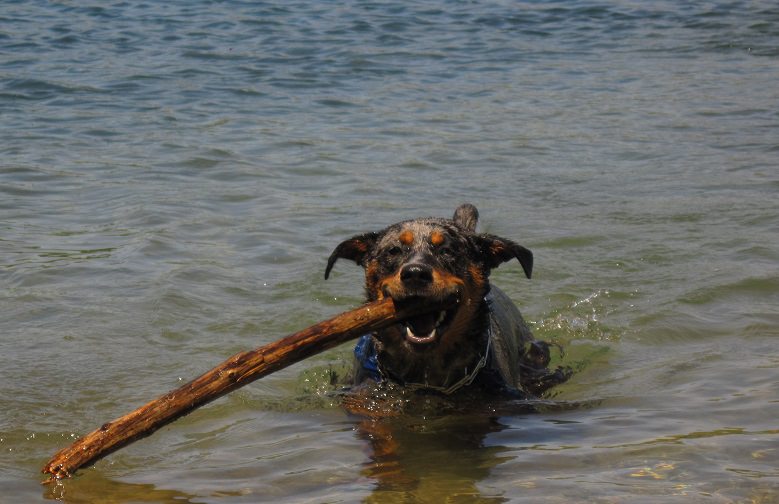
[325,204,567,395]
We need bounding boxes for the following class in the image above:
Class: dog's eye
[438,246,455,257]
[388,246,403,256]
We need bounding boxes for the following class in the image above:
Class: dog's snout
[400,263,433,286]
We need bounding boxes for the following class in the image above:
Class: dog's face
[325,204,533,384]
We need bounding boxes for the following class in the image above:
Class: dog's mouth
[394,300,459,346]
[381,285,461,347]
[402,308,456,345]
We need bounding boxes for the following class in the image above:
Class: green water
[2,1,778,502]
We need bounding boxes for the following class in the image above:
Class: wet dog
[325,203,570,398]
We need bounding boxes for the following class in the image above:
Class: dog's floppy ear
[453,203,479,233]
[474,234,533,279]
[324,232,380,279]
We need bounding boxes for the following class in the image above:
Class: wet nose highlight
[400,263,433,286]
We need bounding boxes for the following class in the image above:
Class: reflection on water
[44,471,196,503]
[350,390,608,502]
[359,414,510,503]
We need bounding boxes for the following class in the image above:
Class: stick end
[41,463,71,483]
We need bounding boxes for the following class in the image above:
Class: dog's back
[484,285,532,392]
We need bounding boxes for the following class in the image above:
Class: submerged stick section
[42,296,455,482]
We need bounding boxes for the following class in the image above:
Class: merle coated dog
[325,204,570,398]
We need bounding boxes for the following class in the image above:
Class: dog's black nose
[400,263,433,287]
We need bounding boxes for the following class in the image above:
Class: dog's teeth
[436,311,446,326]
[405,326,437,343]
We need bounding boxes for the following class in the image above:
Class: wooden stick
[42,296,453,482]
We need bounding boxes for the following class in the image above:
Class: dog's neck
[373,302,491,390]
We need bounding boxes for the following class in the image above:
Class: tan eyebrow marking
[430,230,445,246]
[399,229,414,245]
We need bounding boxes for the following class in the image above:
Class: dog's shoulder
[484,285,533,393]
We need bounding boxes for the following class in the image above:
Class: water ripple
[2,1,779,502]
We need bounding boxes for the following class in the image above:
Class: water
[2,1,778,501]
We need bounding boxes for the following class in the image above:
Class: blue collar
[354,334,382,382]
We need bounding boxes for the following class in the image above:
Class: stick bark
[42,296,452,482]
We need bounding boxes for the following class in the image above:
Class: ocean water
[2,1,778,502]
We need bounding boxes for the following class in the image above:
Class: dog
[325,203,570,399]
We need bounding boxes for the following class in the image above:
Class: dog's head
[325,204,532,361]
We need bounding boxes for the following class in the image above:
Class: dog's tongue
[406,313,437,337]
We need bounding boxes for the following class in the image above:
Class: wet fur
[325,203,567,396]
